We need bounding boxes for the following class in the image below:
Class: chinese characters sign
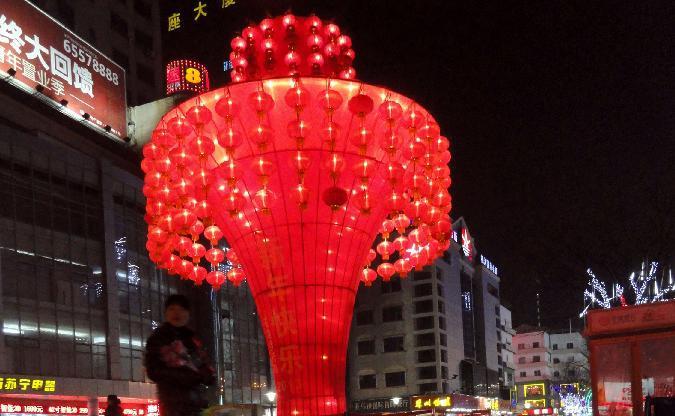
[0,0,126,138]
[480,254,498,275]
[0,376,55,392]
[350,397,410,413]
[166,59,209,95]
[166,0,237,33]
[412,395,453,410]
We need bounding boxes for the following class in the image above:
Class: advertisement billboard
[0,0,127,138]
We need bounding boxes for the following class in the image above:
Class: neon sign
[480,255,498,275]
[165,59,209,95]
[412,395,453,410]
[0,398,157,415]
[461,227,473,260]
[0,376,55,392]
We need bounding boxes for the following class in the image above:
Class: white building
[549,332,588,383]
[499,305,516,387]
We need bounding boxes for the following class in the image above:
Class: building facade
[512,328,589,412]
[499,305,516,389]
[347,218,508,412]
[30,0,164,105]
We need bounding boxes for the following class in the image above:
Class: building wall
[499,306,515,387]
[513,331,552,383]
[549,332,588,383]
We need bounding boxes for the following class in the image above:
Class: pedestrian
[144,294,215,416]
[104,395,122,416]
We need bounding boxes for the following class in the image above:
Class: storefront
[585,300,675,416]
[0,374,159,416]
[349,393,510,416]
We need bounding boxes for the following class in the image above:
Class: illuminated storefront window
[524,383,546,397]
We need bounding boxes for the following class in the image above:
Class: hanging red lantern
[376,262,395,281]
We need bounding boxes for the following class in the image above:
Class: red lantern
[376,262,395,281]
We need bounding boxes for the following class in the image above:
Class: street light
[265,391,277,402]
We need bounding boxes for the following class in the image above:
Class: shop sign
[165,59,210,95]
[0,0,127,138]
[0,376,56,392]
[586,301,675,336]
[0,398,156,415]
[412,394,453,410]
[351,397,410,413]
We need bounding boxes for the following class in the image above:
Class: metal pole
[211,287,224,405]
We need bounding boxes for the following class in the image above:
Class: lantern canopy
[142,15,452,416]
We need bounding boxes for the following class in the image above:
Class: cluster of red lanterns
[142,15,451,416]
[229,15,356,82]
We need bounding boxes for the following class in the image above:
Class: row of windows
[519,369,576,378]
[517,355,576,364]
[517,342,575,350]
[519,370,542,377]
[356,305,403,325]
[357,336,405,355]
[359,366,452,390]
[552,343,575,350]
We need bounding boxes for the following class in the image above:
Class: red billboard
[0,0,127,139]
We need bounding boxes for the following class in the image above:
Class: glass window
[356,310,374,325]
[357,340,375,355]
[438,301,445,314]
[415,316,434,330]
[532,356,540,362]
[552,344,558,350]
[359,374,376,389]
[382,305,403,322]
[415,299,434,314]
[417,349,435,363]
[518,343,525,349]
[533,342,540,348]
[440,349,447,362]
[554,371,560,377]
[416,333,435,347]
[418,366,437,379]
[438,316,446,330]
[519,357,526,363]
[534,370,541,376]
[413,271,432,281]
[383,336,404,353]
[520,371,526,377]
[553,358,560,364]
[381,276,402,293]
[385,371,405,387]
[566,342,574,349]
[640,336,675,404]
[418,382,437,393]
[414,283,433,297]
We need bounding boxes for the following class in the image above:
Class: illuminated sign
[165,0,237,33]
[0,0,127,138]
[0,376,55,392]
[223,60,232,71]
[523,408,553,415]
[461,227,474,260]
[166,59,210,95]
[558,383,579,394]
[351,397,410,413]
[0,398,157,415]
[480,255,498,275]
[524,383,545,397]
[412,395,453,410]
[525,399,547,408]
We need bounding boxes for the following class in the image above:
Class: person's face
[165,304,190,327]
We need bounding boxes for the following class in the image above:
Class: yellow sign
[413,395,453,409]
[0,377,56,392]
[523,383,545,397]
[525,399,547,408]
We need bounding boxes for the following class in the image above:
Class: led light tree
[141,15,451,416]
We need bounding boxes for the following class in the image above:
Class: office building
[549,331,588,383]
[347,217,507,411]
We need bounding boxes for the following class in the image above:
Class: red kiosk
[585,300,675,416]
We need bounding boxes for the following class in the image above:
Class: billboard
[166,59,210,95]
[0,0,127,138]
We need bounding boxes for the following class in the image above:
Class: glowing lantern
[141,15,451,416]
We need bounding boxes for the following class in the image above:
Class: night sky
[162,1,675,328]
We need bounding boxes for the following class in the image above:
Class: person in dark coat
[104,395,122,416]
[144,294,215,416]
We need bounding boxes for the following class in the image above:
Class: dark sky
[161,1,675,328]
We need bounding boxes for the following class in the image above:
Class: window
[385,371,405,387]
[418,382,438,393]
[532,356,540,362]
[417,366,437,379]
[534,370,541,376]
[554,371,560,377]
[417,349,435,363]
[359,374,376,389]
[437,301,445,314]
[518,357,526,364]
[416,333,435,347]
[439,334,447,346]
[552,344,558,350]
[520,371,527,377]
[383,336,404,353]
[110,13,128,36]
[441,366,448,379]
[440,349,447,362]
[567,370,575,377]
[437,283,444,295]
[438,316,446,330]
[356,310,374,325]
[495,305,501,316]
[381,276,402,293]
[357,340,375,355]
[414,271,432,280]
[487,283,499,298]
[553,358,560,364]
[414,283,433,297]
[567,342,574,349]
[518,343,525,349]
[533,342,540,348]
[415,316,434,330]
[134,30,153,53]
[382,305,403,322]
[415,299,434,314]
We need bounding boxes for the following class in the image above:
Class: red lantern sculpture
[142,15,451,416]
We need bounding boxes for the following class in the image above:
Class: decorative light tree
[142,15,451,416]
